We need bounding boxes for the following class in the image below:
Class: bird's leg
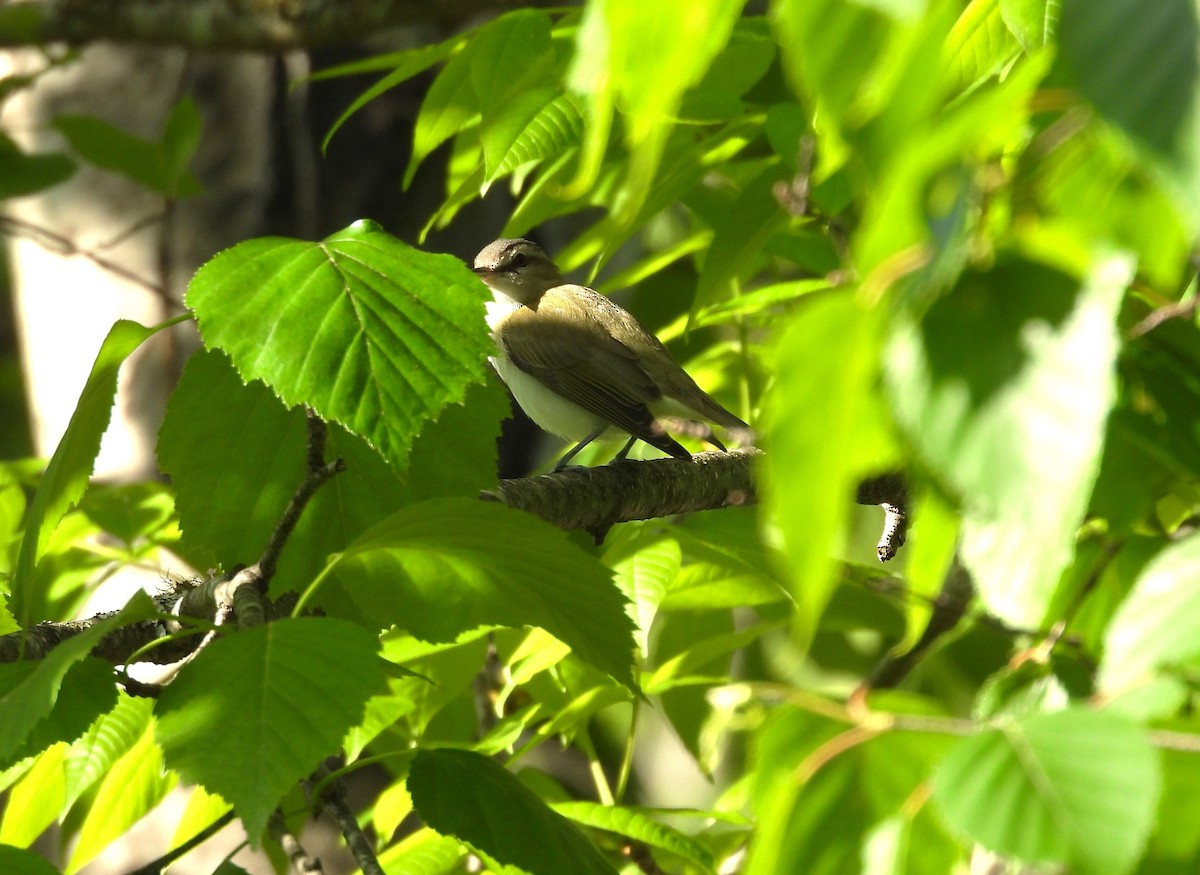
[611,436,638,463]
[552,427,607,472]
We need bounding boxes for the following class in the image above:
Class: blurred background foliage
[1,0,1200,873]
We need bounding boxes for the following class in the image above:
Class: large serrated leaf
[185,221,491,472]
[158,349,505,593]
[945,0,1022,92]
[154,617,387,840]
[933,709,1160,875]
[409,748,617,875]
[489,93,584,184]
[604,530,680,655]
[318,498,637,689]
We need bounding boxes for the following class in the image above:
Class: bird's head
[473,238,563,308]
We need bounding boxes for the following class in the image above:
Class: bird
[473,237,750,471]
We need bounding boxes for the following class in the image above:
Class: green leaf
[551,801,715,872]
[691,163,790,317]
[160,96,202,197]
[0,744,67,848]
[763,293,896,649]
[0,845,60,875]
[933,708,1160,874]
[745,706,871,875]
[945,0,1022,92]
[1000,0,1056,51]
[10,318,179,625]
[0,593,156,764]
[378,826,465,874]
[0,132,74,198]
[404,10,553,186]
[53,113,201,197]
[470,9,556,112]
[772,0,892,130]
[12,656,117,763]
[185,221,492,472]
[78,480,175,547]
[886,255,1129,628]
[482,90,584,187]
[319,499,637,689]
[604,528,680,654]
[154,617,387,839]
[408,747,617,875]
[1060,0,1198,158]
[321,35,465,151]
[63,693,153,812]
[66,718,176,874]
[566,0,744,217]
[1098,533,1200,708]
[159,349,503,593]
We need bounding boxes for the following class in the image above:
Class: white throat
[484,291,607,442]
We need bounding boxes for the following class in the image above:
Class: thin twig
[854,472,909,561]
[259,410,345,584]
[307,766,384,875]
[269,811,324,873]
[0,214,177,307]
[1128,296,1199,338]
[126,809,236,875]
[0,414,344,662]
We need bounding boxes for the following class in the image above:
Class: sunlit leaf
[887,254,1130,627]
[185,221,492,472]
[155,618,386,839]
[934,708,1159,874]
[10,319,178,625]
[763,292,897,649]
[66,719,177,873]
[320,499,637,688]
[409,747,617,875]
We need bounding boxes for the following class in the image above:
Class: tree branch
[306,764,383,875]
[854,471,909,561]
[127,810,236,875]
[0,0,541,51]
[484,449,759,543]
[486,451,910,559]
[0,413,344,662]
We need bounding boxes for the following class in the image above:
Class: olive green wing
[501,290,688,458]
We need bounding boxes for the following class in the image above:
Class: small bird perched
[473,237,750,471]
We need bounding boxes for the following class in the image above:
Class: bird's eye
[509,253,528,270]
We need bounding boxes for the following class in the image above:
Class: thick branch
[484,449,759,541]
[0,0,537,50]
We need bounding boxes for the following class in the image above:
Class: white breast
[486,295,608,442]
